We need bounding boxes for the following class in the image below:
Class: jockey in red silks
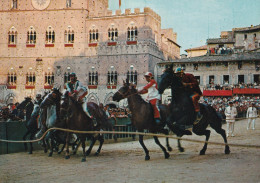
[138,72,161,126]
[175,67,203,123]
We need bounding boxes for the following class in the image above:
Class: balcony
[88,85,98,89]
[44,85,53,89]
[126,40,137,45]
[89,43,98,47]
[25,85,35,89]
[7,84,16,89]
[107,42,117,46]
[107,85,117,89]
[8,44,16,48]
[45,44,54,47]
[64,43,73,47]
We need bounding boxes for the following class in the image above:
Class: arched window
[107,66,117,85]
[89,29,99,43]
[8,68,17,86]
[45,26,55,44]
[45,72,54,86]
[26,69,36,86]
[89,67,98,85]
[66,0,71,8]
[27,26,36,44]
[126,65,137,84]
[64,26,74,43]
[127,26,138,41]
[8,26,17,45]
[108,28,118,41]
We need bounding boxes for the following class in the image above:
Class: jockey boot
[194,111,203,125]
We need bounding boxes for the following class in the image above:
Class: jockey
[175,67,203,123]
[138,72,161,126]
[34,94,43,106]
[65,72,89,116]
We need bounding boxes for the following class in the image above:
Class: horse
[158,65,230,155]
[60,93,96,162]
[17,97,35,154]
[112,80,172,161]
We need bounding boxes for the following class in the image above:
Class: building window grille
[27,26,36,44]
[66,0,71,7]
[127,69,137,84]
[89,71,98,85]
[65,26,74,43]
[127,26,138,41]
[8,26,17,45]
[45,72,54,86]
[12,0,17,9]
[107,71,118,85]
[89,29,99,43]
[193,64,198,70]
[45,26,55,44]
[223,75,229,85]
[238,75,244,84]
[26,72,36,86]
[8,71,17,85]
[64,72,71,84]
[209,75,214,85]
[108,28,118,41]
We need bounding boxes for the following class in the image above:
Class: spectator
[225,101,238,137]
[246,103,258,130]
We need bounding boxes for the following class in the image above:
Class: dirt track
[0,119,260,183]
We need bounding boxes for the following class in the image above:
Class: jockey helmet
[175,67,183,73]
[70,72,76,77]
[144,72,153,77]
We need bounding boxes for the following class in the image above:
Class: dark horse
[113,80,172,160]
[60,93,100,162]
[17,97,35,154]
[158,65,230,155]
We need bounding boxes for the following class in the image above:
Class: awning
[233,88,260,94]
[203,90,233,96]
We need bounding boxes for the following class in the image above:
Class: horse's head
[158,64,183,94]
[158,65,175,94]
[113,79,137,102]
[17,97,32,110]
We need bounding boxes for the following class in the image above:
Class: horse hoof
[65,155,70,159]
[225,149,231,154]
[165,152,170,159]
[94,152,99,156]
[199,151,206,155]
[167,146,172,152]
[81,158,86,162]
[145,155,150,161]
[179,147,184,152]
[85,151,90,156]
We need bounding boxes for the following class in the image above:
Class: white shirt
[225,106,237,122]
[247,107,257,118]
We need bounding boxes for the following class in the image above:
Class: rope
[0,127,260,149]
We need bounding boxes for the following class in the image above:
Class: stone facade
[0,0,180,106]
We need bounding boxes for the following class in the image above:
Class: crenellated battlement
[91,7,161,22]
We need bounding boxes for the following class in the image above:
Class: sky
[108,0,260,54]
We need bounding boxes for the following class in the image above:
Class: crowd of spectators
[204,82,260,90]
[208,46,234,55]
[200,95,260,119]
[0,102,22,121]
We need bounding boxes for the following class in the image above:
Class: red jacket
[181,73,202,95]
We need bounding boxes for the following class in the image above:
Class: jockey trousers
[149,99,160,119]
[191,93,201,112]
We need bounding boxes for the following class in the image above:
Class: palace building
[158,24,260,104]
[0,0,180,106]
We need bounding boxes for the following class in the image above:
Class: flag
[119,0,121,8]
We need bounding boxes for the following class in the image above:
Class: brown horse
[113,80,172,160]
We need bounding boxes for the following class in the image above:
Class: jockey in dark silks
[175,67,203,123]
[64,72,89,115]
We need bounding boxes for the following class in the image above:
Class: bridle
[116,86,138,99]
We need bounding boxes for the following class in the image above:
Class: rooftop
[185,45,207,52]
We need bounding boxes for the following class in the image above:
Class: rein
[117,89,138,99]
